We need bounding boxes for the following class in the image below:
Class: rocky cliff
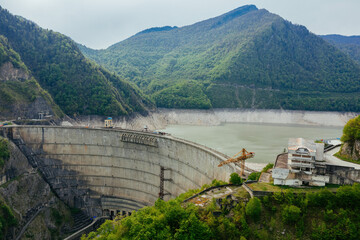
[341,140,360,161]
[0,35,63,121]
[0,138,74,239]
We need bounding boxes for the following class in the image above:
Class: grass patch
[233,187,250,199]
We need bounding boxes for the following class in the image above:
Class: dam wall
[3,126,234,217]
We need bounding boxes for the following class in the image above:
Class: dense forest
[0,6,154,117]
[81,180,360,240]
[322,35,360,64]
[0,35,64,119]
[81,5,360,111]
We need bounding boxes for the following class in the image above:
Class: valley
[0,2,360,239]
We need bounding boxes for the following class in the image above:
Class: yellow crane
[218,148,255,176]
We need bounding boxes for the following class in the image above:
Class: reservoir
[160,123,342,164]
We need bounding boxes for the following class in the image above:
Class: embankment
[67,109,359,130]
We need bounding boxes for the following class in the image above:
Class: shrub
[282,205,301,224]
[247,172,261,181]
[0,138,10,169]
[262,163,274,172]
[341,115,360,142]
[245,197,262,221]
[229,173,242,185]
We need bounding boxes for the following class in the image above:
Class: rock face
[0,139,73,239]
[341,140,360,161]
[0,61,58,120]
[0,62,29,81]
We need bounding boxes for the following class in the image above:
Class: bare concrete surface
[3,126,237,217]
[64,109,358,131]
[325,146,360,169]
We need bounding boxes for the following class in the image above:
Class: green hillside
[0,6,154,117]
[81,182,360,240]
[0,35,63,119]
[321,34,360,64]
[81,5,360,111]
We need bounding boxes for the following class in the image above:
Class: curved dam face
[4,126,234,216]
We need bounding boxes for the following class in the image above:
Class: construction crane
[218,148,255,176]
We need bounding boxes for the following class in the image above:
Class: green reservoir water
[160,123,343,164]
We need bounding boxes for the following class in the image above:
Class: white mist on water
[160,123,342,164]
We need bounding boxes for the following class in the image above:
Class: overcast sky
[2,0,359,49]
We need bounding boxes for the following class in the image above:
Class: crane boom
[218,148,254,176]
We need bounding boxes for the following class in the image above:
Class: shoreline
[64,108,359,130]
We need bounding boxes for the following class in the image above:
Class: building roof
[275,153,288,169]
[288,138,316,153]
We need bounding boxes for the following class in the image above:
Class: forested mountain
[81,5,360,111]
[0,35,63,119]
[321,34,360,64]
[0,6,154,117]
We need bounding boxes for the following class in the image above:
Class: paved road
[324,146,360,169]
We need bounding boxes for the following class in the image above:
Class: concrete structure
[273,138,360,186]
[288,138,324,174]
[1,126,235,217]
[104,117,113,128]
[273,138,328,186]
[272,138,329,186]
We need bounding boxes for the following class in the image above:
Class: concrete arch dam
[4,126,235,217]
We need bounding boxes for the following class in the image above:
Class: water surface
[160,123,342,164]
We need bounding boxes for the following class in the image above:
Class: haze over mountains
[1,4,360,120]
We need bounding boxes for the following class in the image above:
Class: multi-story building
[288,138,324,174]
[272,138,328,186]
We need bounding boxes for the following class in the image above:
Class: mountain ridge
[321,34,360,63]
[80,5,360,112]
[0,6,154,117]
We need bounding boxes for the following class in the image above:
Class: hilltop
[0,6,154,117]
[80,5,360,112]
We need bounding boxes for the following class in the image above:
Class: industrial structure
[104,117,113,128]
[218,148,254,176]
[1,126,235,217]
[272,138,360,186]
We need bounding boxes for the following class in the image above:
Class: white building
[288,138,324,174]
[273,138,328,186]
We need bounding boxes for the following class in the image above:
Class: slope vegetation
[321,34,360,64]
[0,35,63,119]
[82,182,360,240]
[0,6,154,117]
[82,5,360,111]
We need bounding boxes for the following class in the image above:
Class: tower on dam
[1,126,235,217]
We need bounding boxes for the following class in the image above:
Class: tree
[341,115,360,142]
[174,213,213,240]
[229,173,243,185]
[247,172,261,181]
[282,205,301,224]
[245,197,262,221]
